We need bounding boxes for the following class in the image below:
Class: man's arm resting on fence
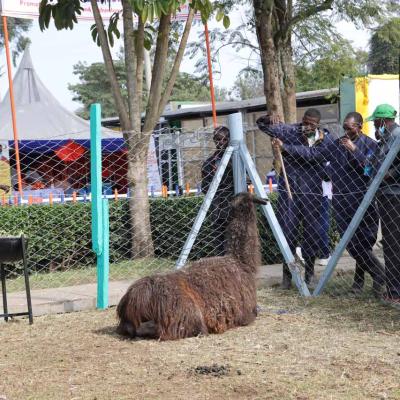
[256,115,294,141]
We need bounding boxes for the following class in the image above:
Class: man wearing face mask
[269,112,386,297]
[367,104,400,305]
[256,109,334,289]
[331,113,385,296]
[201,126,234,255]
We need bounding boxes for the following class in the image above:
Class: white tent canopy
[0,47,120,143]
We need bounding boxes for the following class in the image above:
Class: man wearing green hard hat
[367,103,400,305]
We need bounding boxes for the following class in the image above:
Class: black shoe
[305,273,318,290]
[372,281,385,299]
[281,273,292,290]
[281,263,292,290]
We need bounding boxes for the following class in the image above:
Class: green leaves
[108,12,121,47]
[129,0,187,23]
[39,0,232,34]
[223,15,230,29]
[215,9,231,28]
[90,12,120,47]
[368,17,400,74]
[39,0,83,31]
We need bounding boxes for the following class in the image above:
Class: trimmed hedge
[0,195,338,273]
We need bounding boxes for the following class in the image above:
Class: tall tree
[0,18,32,65]
[197,2,398,122]
[68,61,128,119]
[296,39,368,92]
[230,68,264,100]
[252,0,399,123]
[69,61,228,119]
[39,0,227,258]
[368,17,400,74]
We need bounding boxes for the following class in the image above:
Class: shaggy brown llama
[116,192,267,340]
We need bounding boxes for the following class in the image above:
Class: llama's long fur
[116,192,266,340]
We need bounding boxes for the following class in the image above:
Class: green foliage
[39,0,230,36]
[68,60,128,119]
[0,18,32,66]
[0,195,339,274]
[68,60,227,118]
[39,0,83,30]
[230,68,264,100]
[368,17,400,75]
[296,38,368,92]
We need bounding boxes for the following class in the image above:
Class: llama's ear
[252,196,268,205]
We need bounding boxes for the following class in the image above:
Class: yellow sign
[0,141,12,194]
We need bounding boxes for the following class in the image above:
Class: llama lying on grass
[116,192,267,341]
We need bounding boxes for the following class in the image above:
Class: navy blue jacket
[376,123,400,195]
[279,133,380,253]
[280,133,379,195]
[256,117,334,195]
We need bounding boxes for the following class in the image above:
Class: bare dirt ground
[1,289,399,400]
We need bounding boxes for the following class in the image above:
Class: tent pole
[204,23,217,128]
[2,16,23,196]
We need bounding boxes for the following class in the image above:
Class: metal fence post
[229,113,247,194]
[238,141,310,297]
[175,146,235,269]
[90,103,109,309]
[314,133,400,296]
[98,198,109,309]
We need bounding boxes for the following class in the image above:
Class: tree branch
[134,17,145,134]
[90,0,130,129]
[122,0,136,127]
[157,8,195,117]
[279,0,334,40]
[142,13,171,134]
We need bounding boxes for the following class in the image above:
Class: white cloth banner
[0,1,195,21]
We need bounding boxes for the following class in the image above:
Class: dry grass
[1,289,399,400]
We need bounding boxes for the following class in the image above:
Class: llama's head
[230,192,267,219]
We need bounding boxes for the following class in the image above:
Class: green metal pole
[90,103,108,309]
[98,199,109,309]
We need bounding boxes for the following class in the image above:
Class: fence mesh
[0,114,399,307]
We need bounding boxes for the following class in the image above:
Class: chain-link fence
[1,111,399,308]
[0,123,275,293]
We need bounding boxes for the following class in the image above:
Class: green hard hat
[366,104,397,121]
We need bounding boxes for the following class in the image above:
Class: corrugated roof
[101,88,338,125]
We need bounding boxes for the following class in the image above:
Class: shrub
[0,194,338,273]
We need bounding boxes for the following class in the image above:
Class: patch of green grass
[5,258,175,292]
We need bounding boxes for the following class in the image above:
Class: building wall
[172,102,339,186]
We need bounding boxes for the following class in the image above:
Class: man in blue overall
[257,109,333,289]
[271,112,385,297]
[367,104,400,305]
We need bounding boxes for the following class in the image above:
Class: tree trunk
[280,38,297,123]
[90,0,130,129]
[122,5,154,258]
[253,0,284,118]
[92,0,154,259]
[127,137,154,258]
